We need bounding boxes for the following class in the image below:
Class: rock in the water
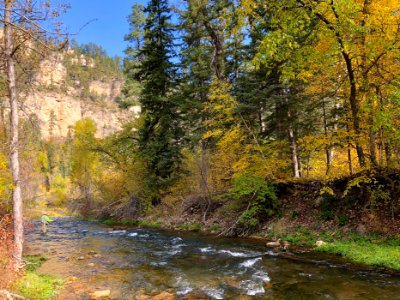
[315,240,327,247]
[151,291,176,300]
[282,240,290,250]
[88,263,95,267]
[264,282,273,289]
[90,290,111,299]
[77,256,85,260]
[266,239,281,247]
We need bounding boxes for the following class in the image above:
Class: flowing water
[26,217,400,299]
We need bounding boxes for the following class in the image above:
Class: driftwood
[0,290,26,300]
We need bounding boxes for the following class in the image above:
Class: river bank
[93,171,400,272]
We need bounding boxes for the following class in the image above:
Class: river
[26,217,400,299]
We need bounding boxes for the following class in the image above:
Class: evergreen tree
[124,3,146,63]
[135,0,183,204]
[121,3,146,108]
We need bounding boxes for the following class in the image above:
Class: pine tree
[124,3,146,63]
[121,3,146,108]
[135,0,183,204]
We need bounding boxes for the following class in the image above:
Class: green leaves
[230,174,279,229]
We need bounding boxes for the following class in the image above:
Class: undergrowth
[13,255,64,300]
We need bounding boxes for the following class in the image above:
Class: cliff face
[23,91,130,138]
[21,51,139,139]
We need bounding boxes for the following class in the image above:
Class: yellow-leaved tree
[71,118,100,215]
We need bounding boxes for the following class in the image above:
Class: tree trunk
[322,98,333,175]
[259,104,267,133]
[287,100,300,178]
[385,143,392,167]
[289,126,300,178]
[369,127,377,167]
[200,139,211,222]
[202,10,224,80]
[378,131,383,166]
[360,0,377,168]
[200,139,208,196]
[5,0,24,270]
[346,123,353,176]
[342,51,366,167]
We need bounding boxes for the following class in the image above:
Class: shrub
[208,223,220,232]
[319,191,336,221]
[229,175,279,230]
[338,214,348,226]
[320,209,335,221]
[289,210,299,221]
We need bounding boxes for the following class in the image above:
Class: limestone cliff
[21,51,140,139]
[22,91,131,138]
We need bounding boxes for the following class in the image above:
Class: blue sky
[59,0,147,58]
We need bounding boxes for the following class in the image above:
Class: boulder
[266,239,281,248]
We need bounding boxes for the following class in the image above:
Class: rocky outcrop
[34,53,66,88]
[22,91,132,138]
[19,51,140,139]
[89,80,122,102]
